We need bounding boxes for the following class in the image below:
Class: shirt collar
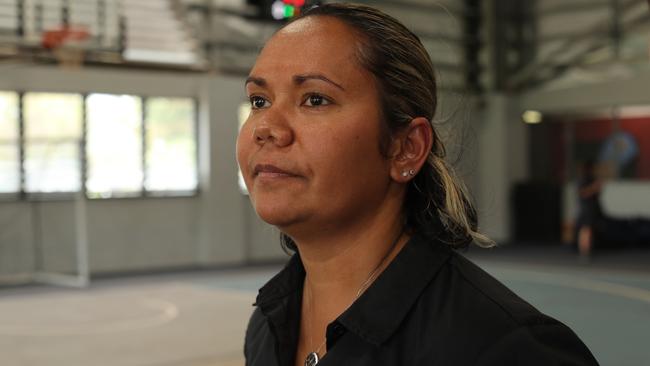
[337,233,452,345]
[255,253,304,309]
[254,254,305,366]
[254,233,452,346]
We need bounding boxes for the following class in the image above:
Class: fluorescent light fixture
[522,110,543,124]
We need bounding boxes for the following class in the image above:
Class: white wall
[0,65,284,283]
[0,202,34,278]
[601,182,650,217]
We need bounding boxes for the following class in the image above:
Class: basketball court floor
[1,246,649,366]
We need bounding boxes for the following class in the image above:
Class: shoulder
[474,321,600,365]
[245,306,266,341]
[445,252,546,325]
[244,307,268,363]
[420,250,554,331]
[410,249,598,364]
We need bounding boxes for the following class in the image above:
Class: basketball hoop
[41,25,91,68]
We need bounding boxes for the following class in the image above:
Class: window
[238,102,251,195]
[0,91,20,193]
[86,94,143,197]
[23,92,83,193]
[145,97,197,192]
[1,91,198,199]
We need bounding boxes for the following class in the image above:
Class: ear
[389,117,434,182]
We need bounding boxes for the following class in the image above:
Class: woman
[237,4,599,366]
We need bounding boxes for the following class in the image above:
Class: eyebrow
[245,76,266,88]
[244,74,346,91]
[293,74,345,91]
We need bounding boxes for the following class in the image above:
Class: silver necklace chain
[304,229,405,366]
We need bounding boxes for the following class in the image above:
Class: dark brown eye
[308,95,323,106]
[250,96,269,109]
[304,94,330,107]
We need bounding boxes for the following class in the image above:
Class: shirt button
[331,323,344,335]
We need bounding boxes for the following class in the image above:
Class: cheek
[310,127,385,186]
[236,124,253,175]
[235,136,245,170]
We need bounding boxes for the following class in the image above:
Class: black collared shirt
[244,233,599,366]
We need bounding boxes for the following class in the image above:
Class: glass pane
[25,142,81,192]
[145,97,197,191]
[0,144,20,192]
[0,91,19,140]
[0,92,19,193]
[86,94,143,196]
[24,93,83,139]
[238,102,250,195]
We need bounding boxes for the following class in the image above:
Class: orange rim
[42,26,90,49]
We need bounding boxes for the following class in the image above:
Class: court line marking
[0,297,179,336]
[472,257,650,281]
[492,267,650,304]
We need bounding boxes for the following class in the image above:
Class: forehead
[251,16,364,78]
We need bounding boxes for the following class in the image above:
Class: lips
[253,164,299,178]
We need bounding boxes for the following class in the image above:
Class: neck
[296,215,408,363]
[291,186,408,364]
[295,198,409,318]
[283,182,406,288]
[302,219,406,294]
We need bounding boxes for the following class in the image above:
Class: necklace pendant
[305,351,319,366]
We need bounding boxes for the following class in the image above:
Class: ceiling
[0,0,647,93]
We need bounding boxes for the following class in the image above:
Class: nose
[253,111,294,148]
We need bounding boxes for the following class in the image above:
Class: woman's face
[237,16,395,236]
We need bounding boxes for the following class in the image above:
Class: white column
[197,76,248,265]
[475,93,528,243]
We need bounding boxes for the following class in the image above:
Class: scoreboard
[248,0,320,21]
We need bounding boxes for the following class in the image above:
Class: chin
[253,199,304,228]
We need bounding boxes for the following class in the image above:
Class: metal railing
[0,0,204,69]
[0,0,124,50]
